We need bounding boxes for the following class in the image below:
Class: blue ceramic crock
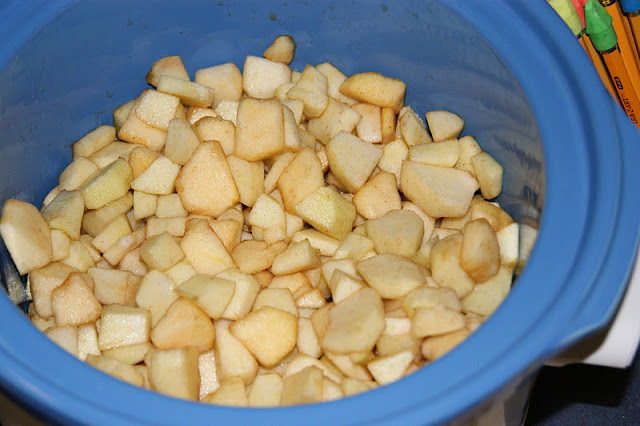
[0,1,639,424]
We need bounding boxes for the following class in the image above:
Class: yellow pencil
[587,0,640,126]
[598,0,640,102]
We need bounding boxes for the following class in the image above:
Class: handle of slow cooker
[551,105,640,368]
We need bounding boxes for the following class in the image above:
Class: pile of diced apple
[0,34,519,406]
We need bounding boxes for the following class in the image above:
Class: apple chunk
[321,287,385,353]
[400,160,479,218]
[229,306,297,368]
[175,141,239,217]
[0,199,53,274]
[339,71,406,113]
[326,131,382,194]
[293,186,356,241]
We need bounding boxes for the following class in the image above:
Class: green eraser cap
[585,0,617,51]
[548,0,583,36]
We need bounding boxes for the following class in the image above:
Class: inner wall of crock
[0,0,544,303]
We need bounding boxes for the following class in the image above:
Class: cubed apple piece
[251,287,298,317]
[231,240,287,275]
[155,194,187,218]
[469,198,515,232]
[294,186,356,241]
[366,349,414,386]
[29,262,77,318]
[147,346,200,400]
[398,106,432,146]
[88,267,139,306]
[101,341,151,365]
[77,323,100,361]
[50,230,71,262]
[0,199,53,275]
[102,227,145,266]
[297,317,323,358]
[400,160,479,218]
[248,373,284,407]
[151,297,215,353]
[60,240,95,272]
[290,229,341,257]
[163,118,201,166]
[193,116,235,156]
[455,135,483,176]
[214,320,258,385]
[325,352,372,381]
[357,253,426,300]
[195,62,243,107]
[326,132,383,193]
[198,349,220,400]
[352,171,401,220]
[59,157,99,191]
[91,214,132,254]
[229,306,297,368]
[460,219,500,283]
[248,193,286,245]
[175,141,239,217]
[202,376,248,406]
[113,99,137,133]
[315,62,356,105]
[226,155,264,208]
[461,265,513,316]
[234,97,286,161]
[85,354,144,387]
[327,270,365,304]
[411,306,466,338]
[177,274,236,319]
[130,155,181,195]
[81,192,133,237]
[286,64,329,118]
[156,75,215,108]
[496,222,519,269]
[332,232,375,262]
[374,143,405,182]
[242,55,292,99]
[72,125,117,158]
[263,35,296,64]
[146,55,190,87]
[271,239,321,275]
[216,268,261,321]
[280,365,324,406]
[425,110,465,142]
[139,231,185,272]
[134,89,182,132]
[128,146,161,179]
[79,158,133,210]
[408,139,460,168]
[351,103,382,143]
[98,304,151,351]
[402,285,461,317]
[135,270,179,326]
[341,377,376,396]
[430,234,475,298]
[421,328,471,361]
[321,288,385,353]
[117,113,167,152]
[471,151,503,200]
[366,210,424,258]
[306,98,362,145]
[339,72,406,113]
[50,272,101,326]
[44,325,78,356]
[180,219,235,275]
[277,147,325,213]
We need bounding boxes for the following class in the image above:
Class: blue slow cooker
[0,1,639,424]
